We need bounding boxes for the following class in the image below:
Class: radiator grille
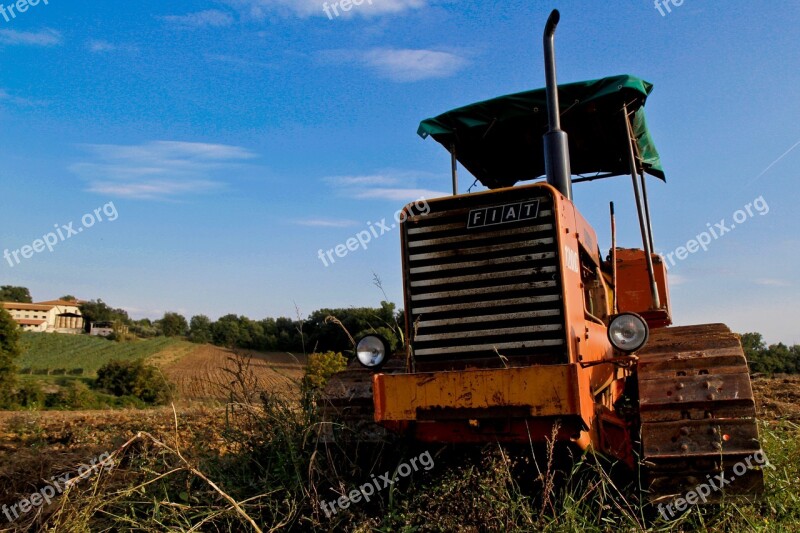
[404,187,567,369]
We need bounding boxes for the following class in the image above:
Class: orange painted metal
[615,248,672,328]
[373,364,584,422]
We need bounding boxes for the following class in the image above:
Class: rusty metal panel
[639,372,755,407]
[373,365,581,422]
[408,252,556,274]
[402,185,567,366]
[636,324,765,500]
[413,339,564,357]
[642,419,761,457]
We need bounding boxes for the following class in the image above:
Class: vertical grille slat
[404,187,566,367]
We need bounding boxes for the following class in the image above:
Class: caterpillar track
[636,323,764,501]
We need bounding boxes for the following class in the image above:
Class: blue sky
[0,0,797,344]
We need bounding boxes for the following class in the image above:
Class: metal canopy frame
[623,103,661,310]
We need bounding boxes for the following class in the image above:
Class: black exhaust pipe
[543,9,573,201]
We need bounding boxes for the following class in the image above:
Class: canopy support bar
[623,104,661,310]
[450,143,458,195]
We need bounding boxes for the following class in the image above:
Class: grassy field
[16,333,182,376]
[0,376,797,532]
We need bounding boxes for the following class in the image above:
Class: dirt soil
[752,375,800,420]
[160,344,306,402]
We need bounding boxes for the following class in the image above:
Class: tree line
[1,284,796,374]
[0,286,401,355]
[740,332,800,375]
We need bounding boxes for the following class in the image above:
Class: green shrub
[53,380,96,409]
[94,359,173,405]
[15,380,45,408]
[301,351,347,392]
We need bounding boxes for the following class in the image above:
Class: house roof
[2,302,54,311]
[36,299,83,306]
[17,319,47,326]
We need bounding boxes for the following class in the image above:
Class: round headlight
[607,313,649,353]
[355,335,390,368]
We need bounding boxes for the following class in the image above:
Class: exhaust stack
[542,9,573,201]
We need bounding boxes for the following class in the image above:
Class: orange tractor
[323,10,764,501]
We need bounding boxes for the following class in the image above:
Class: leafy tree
[306,302,397,353]
[0,307,20,407]
[130,318,158,338]
[157,312,188,338]
[94,359,172,405]
[189,315,213,344]
[80,299,130,332]
[59,295,77,302]
[741,332,800,374]
[212,314,241,348]
[0,286,32,303]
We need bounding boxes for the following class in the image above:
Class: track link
[636,324,764,501]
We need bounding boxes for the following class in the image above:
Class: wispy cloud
[0,88,47,107]
[87,40,139,54]
[160,9,235,28]
[71,141,258,201]
[323,174,402,187]
[224,0,425,19]
[324,171,448,202]
[354,188,448,201]
[0,28,61,47]
[293,218,359,228]
[205,54,275,70]
[755,278,792,287]
[669,274,688,286]
[321,48,468,82]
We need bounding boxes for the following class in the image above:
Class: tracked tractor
[322,10,764,501]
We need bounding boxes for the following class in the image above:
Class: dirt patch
[753,375,800,420]
[0,407,227,508]
[160,344,305,403]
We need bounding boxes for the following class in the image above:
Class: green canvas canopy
[417,74,665,190]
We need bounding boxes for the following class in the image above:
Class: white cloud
[160,10,235,28]
[324,171,449,202]
[354,188,448,201]
[322,48,468,82]
[205,54,275,70]
[72,141,258,201]
[0,28,61,46]
[323,174,401,187]
[668,274,688,286]
[88,40,116,52]
[755,278,791,287]
[224,0,425,19]
[87,40,139,54]
[0,88,46,107]
[293,218,359,228]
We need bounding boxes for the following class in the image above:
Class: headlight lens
[356,335,390,368]
[608,313,649,353]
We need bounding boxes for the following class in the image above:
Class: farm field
[16,333,182,376]
[0,377,797,532]
[160,344,306,402]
